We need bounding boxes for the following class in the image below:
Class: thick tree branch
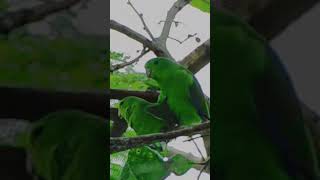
[249,0,320,40]
[110,121,210,153]
[0,0,81,34]
[0,86,107,120]
[179,39,210,73]
[110,89,158,102]
[153,0,192,59]
[110,20,167,57]
[158,0,191,41]
[110,20,152,46]
[0,87,158,123]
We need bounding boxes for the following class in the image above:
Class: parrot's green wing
[119,96,170,135]
[146,98,179,129]
[174,68,210,123]
[189,75,210,120]
[255,46,320,179]
[213,9,320,180]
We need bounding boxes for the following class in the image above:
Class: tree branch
[0,0,81,34]
[110,121,210,153]
[249,0,320,40]
[110,20,167,57]
[168,33,197,44]
[179,39,210,73]
[111,47,150,72]
[127,0,155,40]
[110,89,158,102]
[158,0,191,42]
[0,86,107,120]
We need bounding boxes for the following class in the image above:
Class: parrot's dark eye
[154,60,159,65]
[119,101,124,106]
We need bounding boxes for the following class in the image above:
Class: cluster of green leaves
[0,35,106,91]
[110,51,136,73]
[111,72,149,91]
[110,129,193,180]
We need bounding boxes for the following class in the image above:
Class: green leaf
[122,146,170,180]
[168,154,193,175]
[190,0,210,13]
[110,72,149,91]
[110,150,130,180]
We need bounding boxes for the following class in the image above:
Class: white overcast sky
[111,0,210,179]
[271,3,320,115]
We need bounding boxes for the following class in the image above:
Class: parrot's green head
[144,57,181,82]
[118,96,146,121]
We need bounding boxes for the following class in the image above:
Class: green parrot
[213,9,320,180]
[144,57,210,127]
[118,96,177,135]
[17,110,106,180]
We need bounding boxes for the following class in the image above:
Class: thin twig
[158,20,183,27]
[110,20,168,57]
[191,138,205,161]
[197,158,210,180]
[168,33,197,44]
[111,47,150,72]
[127,0,155,40]
[183,134,209,142]
[0,0,81,34]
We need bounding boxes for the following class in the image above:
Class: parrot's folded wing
[254,45,320,179]
[146,100,178,129]
[189,75,210,120]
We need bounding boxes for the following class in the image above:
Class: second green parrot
[118,96,177,135]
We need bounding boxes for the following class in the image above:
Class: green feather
[213,9,320,180]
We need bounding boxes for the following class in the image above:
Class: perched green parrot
[118,96,177,135]
[213,9,320,180]
[17,110,106,180]
[144,57,210,127]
